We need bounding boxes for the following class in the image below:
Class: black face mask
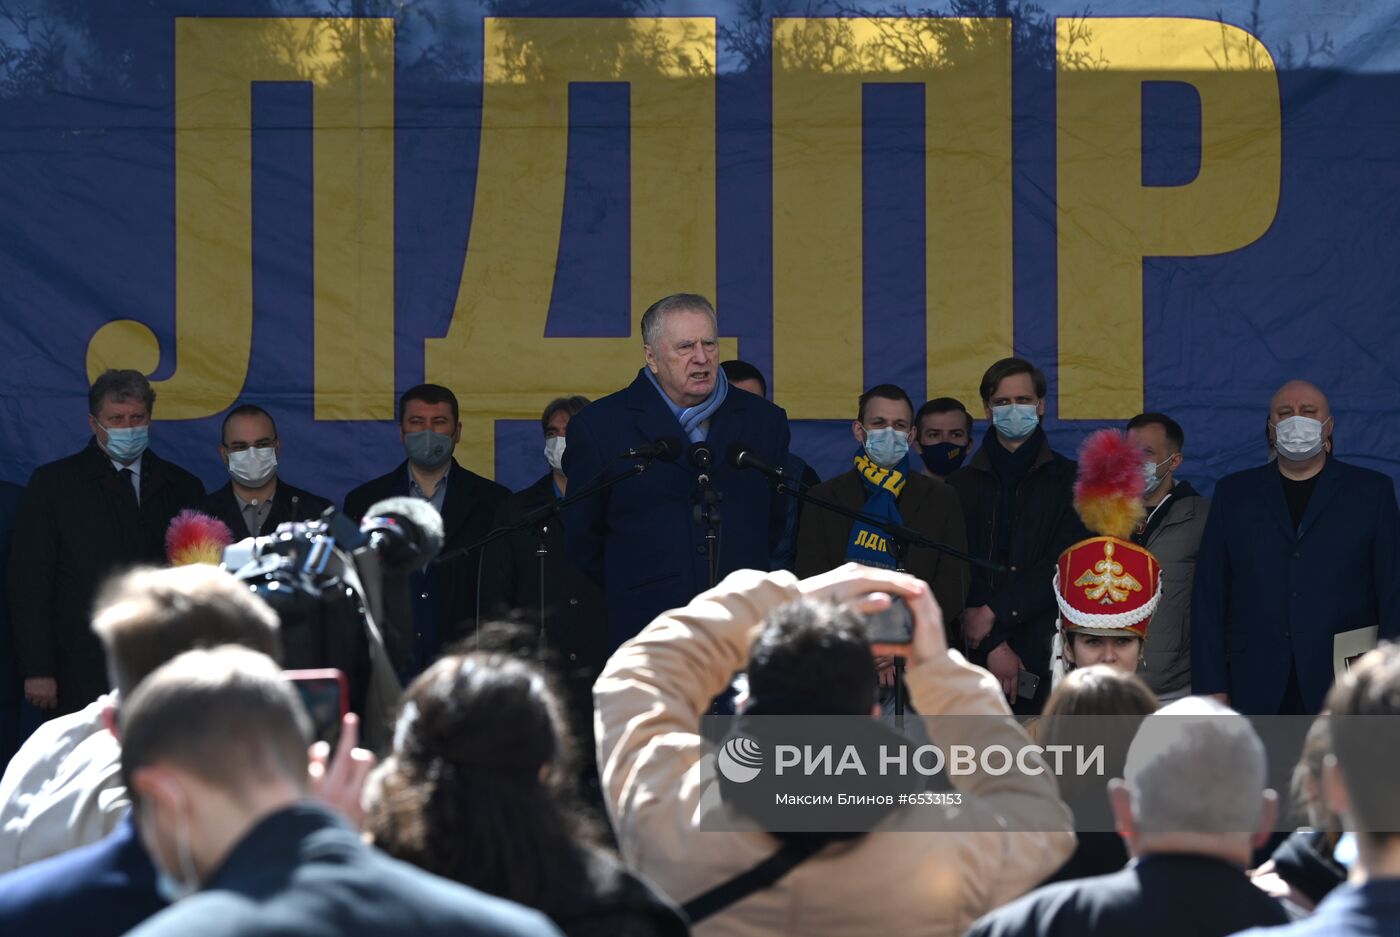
[920,441,967,476]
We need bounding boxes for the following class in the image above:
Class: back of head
[368,652,588,910]
[1123,697,1267,835]
[746,598,876,716]
[1038,667,1157,817]
[120,646,311,800]
[1324,643,1400,835]
[93,565,282,699]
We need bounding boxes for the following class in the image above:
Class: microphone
[621,436,683,461]
[688,441,716,473]
[360,496,446,572]
[726,444,787,482]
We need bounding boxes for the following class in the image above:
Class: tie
[119,467,140,507]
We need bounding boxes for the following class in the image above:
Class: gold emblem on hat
[1073,540,1142,605]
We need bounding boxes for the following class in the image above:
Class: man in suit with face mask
[1192,380,1400,715]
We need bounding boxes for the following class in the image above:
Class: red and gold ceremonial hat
[1053,430,1162,638]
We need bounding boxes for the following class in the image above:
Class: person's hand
[961,605,995,649]
[795,562,946,665]
[23,677,57,709]
[875,655,897,688]
[986,643,1023,702]
[308,713,377,829]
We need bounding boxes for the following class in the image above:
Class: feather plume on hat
[1073,429,1147,539]
[166,510,235,567]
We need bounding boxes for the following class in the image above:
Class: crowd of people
[0,290,1396,935]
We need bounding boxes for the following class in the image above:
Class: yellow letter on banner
[1056,17,1281,418]
[772,18,1013,417]
[86,17,396,420]
[426,18,729,475]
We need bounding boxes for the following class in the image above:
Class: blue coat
[1191,458,1400,714]
[562,370,791,647]
[0,812,166,937]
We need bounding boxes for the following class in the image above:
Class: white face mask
[1142,456,1174,494]
[140,791,201,903]
[544,436,566,472]
[1272,415,1330,461]
[227,446,278,488]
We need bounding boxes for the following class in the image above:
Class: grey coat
[1141,487,1210,696]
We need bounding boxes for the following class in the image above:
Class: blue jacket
[0,812,166,937]
[562,369,791,647]
[1191,457,1400,714]
[1233,879,1400,937]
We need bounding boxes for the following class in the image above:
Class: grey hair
[89,369,155,416]
[1122,696,1268,834]
[640,293,716,348]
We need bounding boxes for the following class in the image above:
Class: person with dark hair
[1125,411,1207,700]
[196,404,332,539]
[594,562,1073,935]
[1033,667,1158,885]
[478,396,607,800]
[721,359,820,571]
[1235,643,1400,936]
[345,383,509,679]
[0,565,284,934]
[366,652,686,937]
[114,646,558,937]
[795,383,968,694]
[562,295,790,648]
[947,357,1085,714]
[6,369,203,716]
[913,397,974,481]
[1193,380,1400,715]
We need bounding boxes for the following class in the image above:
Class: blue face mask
[104,425,149,463]
[991,404,1039,441]
[920,441,967,476]
[403,430,454,469]
[862,426,910,469]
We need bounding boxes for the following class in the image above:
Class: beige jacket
[0,695,127,873]
[595,569,1076,937]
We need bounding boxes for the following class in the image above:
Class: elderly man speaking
[562,293,791,648]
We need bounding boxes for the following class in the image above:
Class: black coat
[124,805,559,937]
[6,441,203,714]
[479,474,609,699]
[965,853,1290,937]
[946,431,1086,711]
[344,459,509,662]
[197,480,333,540]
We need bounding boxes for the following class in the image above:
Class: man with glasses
[198,405,331,539]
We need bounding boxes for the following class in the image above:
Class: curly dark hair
[366,652,598,908]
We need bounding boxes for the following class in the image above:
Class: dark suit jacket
[794,468,968,631]
[0,811,165,936]
[946,433,1086,712]
[1235,879,1400,937]
[479,474,609,697]
[344,459,509,658]
[0,481,24,763]
[197,480,333,540]
[1191,457,1400,715]
[561,370,791,648]
[125,805,559,937]
[6,441,204,714]
[965,853,1289,937]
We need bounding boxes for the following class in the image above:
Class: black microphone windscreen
[688,441,715,470]
[726,444,747,469]
[365,496,445,563]
[657,436,683,462]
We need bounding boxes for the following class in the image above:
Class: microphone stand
[768,476,1005,725]
[693,467,721,591]
[437,458,657,636]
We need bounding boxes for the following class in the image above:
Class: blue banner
[1,1,1395,505]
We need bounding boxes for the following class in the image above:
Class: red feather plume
[166,510,235,567]
[1073,429,1146,539]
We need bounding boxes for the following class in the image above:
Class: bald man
[1191,381,1400,715]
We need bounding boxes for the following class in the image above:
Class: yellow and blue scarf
[846,449,910,568]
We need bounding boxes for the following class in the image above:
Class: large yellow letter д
[87,18,396,421]
[1057,17,1281,418]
